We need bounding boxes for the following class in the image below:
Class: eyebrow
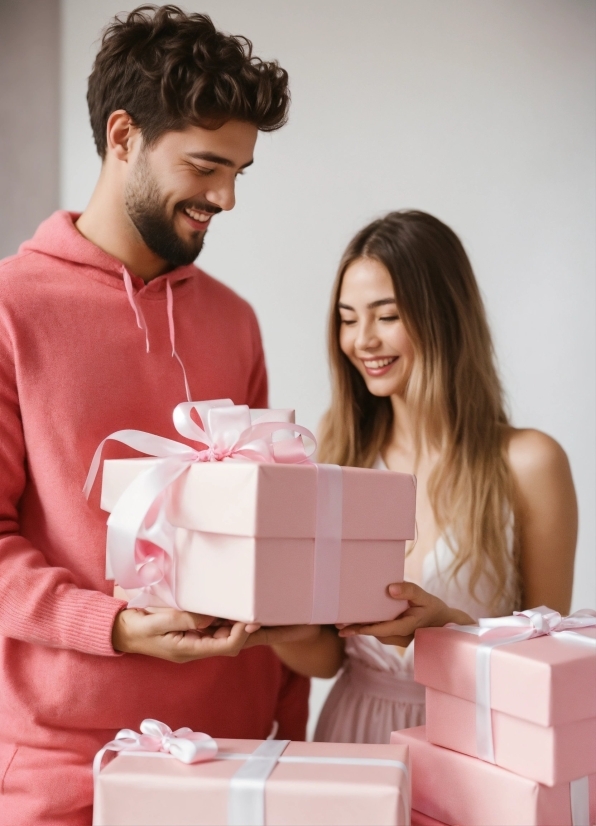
[338,298,397,310]
[185,151,254,170]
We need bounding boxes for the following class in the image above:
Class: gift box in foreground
[97,401,415,625]
[93,723,411,826]
[391,725,595,826]
[414,608,596,786]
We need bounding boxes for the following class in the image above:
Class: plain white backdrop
[61,0,595,733]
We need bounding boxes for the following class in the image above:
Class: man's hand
[336,581,475,647]
[112,607,255,663]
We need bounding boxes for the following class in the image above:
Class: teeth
[365,357,396,369]
[185,207,212,222]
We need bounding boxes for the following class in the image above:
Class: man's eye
[194,166,215,176]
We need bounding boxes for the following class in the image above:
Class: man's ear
[105,110,141,161]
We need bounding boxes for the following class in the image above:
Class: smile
[361,356,398,376]
[184,206,213,223]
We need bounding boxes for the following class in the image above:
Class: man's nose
[205,180,236,212]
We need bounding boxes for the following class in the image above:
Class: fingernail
[338,629,355,637]
[388,583,403,597]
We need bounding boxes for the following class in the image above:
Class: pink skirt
[314,658,426,744]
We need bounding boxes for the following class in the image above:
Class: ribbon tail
[107,459,189,595]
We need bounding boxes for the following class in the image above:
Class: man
[0,7,330,823]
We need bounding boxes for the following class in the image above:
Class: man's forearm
[272,626,345,678]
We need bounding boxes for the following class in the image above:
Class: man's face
[124,119,258,267]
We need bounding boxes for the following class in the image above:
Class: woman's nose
[354,321,380,351]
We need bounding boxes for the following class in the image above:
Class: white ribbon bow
[93,719,218,780]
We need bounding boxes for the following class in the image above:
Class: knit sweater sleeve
[0,314,125,657]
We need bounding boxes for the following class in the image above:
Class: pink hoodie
[0,212,308,825]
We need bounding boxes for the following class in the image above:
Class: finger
[387,580,428,604]
[245,623,261,633]
[342,614,421,639]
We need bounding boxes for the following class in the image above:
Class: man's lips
[181,205,218,231]
[361,356,398,377]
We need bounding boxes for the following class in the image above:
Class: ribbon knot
[93,719,218,780]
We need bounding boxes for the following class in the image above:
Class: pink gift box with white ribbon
[93,720,411,826]
[391,725,595,826]
[88,399,415,625]
[414,607,596,786]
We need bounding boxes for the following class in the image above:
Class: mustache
[178,199,222,216]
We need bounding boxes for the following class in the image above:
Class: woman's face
[338,257,415,398]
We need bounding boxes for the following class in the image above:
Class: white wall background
[61,0,596,732]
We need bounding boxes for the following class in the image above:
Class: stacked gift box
[392,612,596,826]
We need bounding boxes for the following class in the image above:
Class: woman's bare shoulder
[504,427,572,487]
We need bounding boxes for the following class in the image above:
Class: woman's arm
[245,624,345,678]
[507,429,577,614]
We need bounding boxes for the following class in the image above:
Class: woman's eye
[340,318,357,326]
[379,315,399,322]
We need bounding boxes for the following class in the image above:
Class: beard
[124,150,214,267]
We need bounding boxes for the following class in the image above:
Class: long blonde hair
[318,211,519,611]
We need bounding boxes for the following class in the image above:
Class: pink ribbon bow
[93,719,217,780]
[84,400,316,608]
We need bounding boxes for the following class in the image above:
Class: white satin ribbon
[311,464,343,624]
[449,606,596,764]
[228,739,290,826]
[570,776,590,826]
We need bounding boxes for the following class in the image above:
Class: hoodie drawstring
[123,268,150,353]
[123,266,192,402]
[166,279,192,403]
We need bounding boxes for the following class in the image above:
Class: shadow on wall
[0,0,60,259]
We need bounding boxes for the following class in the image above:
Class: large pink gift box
[94,737,411,826]
[391,726,595,826]
[101,458,415,625]
[415,622,596,785]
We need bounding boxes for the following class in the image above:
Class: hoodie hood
[19,210,200,293]
[20,211,201,401]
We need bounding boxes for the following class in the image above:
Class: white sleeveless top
[314,456,516,745]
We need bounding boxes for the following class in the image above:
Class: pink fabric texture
[0,212,309,825]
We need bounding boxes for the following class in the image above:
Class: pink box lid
[101,459,416,540]
[414,625,596,727]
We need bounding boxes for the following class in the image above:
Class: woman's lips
[362,356,398,377]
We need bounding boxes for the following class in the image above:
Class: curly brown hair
[87,4,290,158]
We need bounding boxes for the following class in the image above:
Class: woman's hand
[337,581,474,647]
[112,607,257,663]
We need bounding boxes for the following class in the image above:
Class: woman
[313,210,577,744]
